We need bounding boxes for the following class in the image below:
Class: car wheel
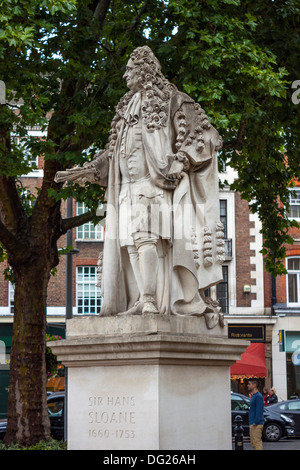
[263,422,282,442]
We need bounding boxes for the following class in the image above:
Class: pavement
[232,437,300,450]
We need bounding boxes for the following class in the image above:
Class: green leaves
[0,0,76,56]
[0,25,35,48]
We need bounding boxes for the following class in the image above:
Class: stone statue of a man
[55,46,225,329]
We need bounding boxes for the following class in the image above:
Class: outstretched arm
[54,149,109,186]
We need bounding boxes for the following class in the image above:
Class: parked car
[231,392,295,442]
[0,391,65,442]
[0,419,6,440]
[47,391,64,440]
[266,399,300,436]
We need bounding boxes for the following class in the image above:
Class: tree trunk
[4,259,52,446]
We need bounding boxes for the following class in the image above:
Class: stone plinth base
[50,314,248,450]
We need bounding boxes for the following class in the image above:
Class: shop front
[285,331,300,399]
[229,324,267,396]
[272,316,300,401]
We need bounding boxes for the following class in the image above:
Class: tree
[0,0,146,446]
[0,0,299,445]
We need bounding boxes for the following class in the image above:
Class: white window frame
[8,281,15,315]
[12,136,39,168]
[286,257,300,306]
[76,266,102,315]
[287,188,300,221]
[0,340,5,364]
[76,202,104,241]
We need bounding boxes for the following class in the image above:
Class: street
[232,437,300,450]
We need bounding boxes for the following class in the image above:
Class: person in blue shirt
[247,378,265,450]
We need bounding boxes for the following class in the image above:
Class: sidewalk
[232,437,300,450]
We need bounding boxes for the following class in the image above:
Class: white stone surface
[66,313,227,339]
[50,314,247,450]
[67,362,232,450]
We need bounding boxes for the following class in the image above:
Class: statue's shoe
[142,301,159,314]
[118,301,144,316]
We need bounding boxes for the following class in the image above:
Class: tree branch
[93,0,112,30]
[0,175,25,234]
[30,158,62,226]
[0,218,29,261]
[0,219,17,249]
[61,210,99,233]
[115,1,151,58]
[222,119,246,150]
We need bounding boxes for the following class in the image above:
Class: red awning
[231,342,267,379]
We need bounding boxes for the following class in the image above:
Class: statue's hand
[83,161,96,170]
[54,164,97,184]
[167,159,184,181]
[54,149,108,184]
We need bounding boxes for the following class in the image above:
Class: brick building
[225,176,300,400]
[219,167,274,396]
[269,181,300,400]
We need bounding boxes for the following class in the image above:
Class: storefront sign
[279,329,285,352]
[228,325,265,342]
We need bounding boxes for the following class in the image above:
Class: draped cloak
[94,90,225,316]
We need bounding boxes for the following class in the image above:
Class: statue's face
[123,59,142,92]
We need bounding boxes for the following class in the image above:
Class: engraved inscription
[87,395,136,440]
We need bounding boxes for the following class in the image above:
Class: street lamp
[59,196,79,442]
[65,196,79,320]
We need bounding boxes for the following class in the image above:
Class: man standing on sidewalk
[247,378,265,450]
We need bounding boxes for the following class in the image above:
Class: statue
[55,46,225,329]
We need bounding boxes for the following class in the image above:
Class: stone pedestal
[50,314,248,450]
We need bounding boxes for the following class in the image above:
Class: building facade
[270,182,300,400]
[220,167,275,396]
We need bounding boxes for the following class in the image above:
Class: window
[76,202,104,241]
[288,189,300,220]
[20,189,36,213]
[76,266,102,315]
[219,200,233,257]
[286,401,300,411]
[217,265,229,313]
[219,200,228,238]
[286,258,300,306]
[13,136,38,168]
[9,282,14,315]
[231,395,249,411]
